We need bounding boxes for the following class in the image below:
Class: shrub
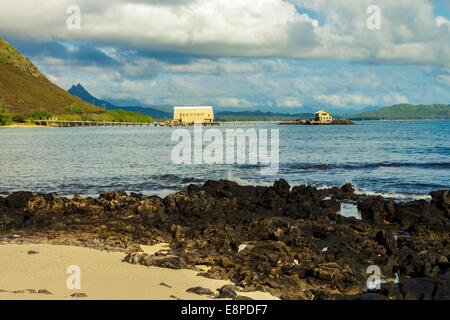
[12,113,26,123]
[0,105,11,125]
[64,103,85,114]
[0,114,7,125]
[80,114,91,121]
[31,109,51,120]
[97,110,153,123]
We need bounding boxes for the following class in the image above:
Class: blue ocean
[1,120,449,200]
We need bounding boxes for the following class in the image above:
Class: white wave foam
[226,169,250,185]
[225,170,274,187]
[355,189,431,201]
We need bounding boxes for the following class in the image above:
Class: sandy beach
[0,182,448,300]
[0,244,276,300]
[0,124,48,128]
[0,243,278,300]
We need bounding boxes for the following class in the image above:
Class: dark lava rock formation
[0,180,448,300]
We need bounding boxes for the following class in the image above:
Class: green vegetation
[95,110,153,122]
[0,37,103,116]
[0,38,43,77]
[64,103,85,115]
[346,104,450,120]
[56,110,153,123]
[31,109,52,120]
[11,113,26,123]
[0,105,11,125]
[1,106,153,125]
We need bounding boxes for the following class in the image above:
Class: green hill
[346,104,450,120]
[0,38,153,124]
[0,38,102,115]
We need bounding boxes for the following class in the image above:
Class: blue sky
[434,0,450,17]
[1,0,449,113]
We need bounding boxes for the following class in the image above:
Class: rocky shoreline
[1,180,449,300]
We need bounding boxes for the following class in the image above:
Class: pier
[279,120,355,125]
[218,121,281,125]
[34,120,158,127]
[33,120,224,127]
[33,119,354,127]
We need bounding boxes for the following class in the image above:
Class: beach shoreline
[0,243,277,300]
[1,180,448,300]
[0,124,49,128]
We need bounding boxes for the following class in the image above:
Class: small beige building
[315,110,333,123]
[173,106,214,124]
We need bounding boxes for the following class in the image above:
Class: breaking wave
[290,162,450,171]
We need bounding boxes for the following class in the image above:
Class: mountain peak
[69,83,88,93]
[68,84,115,108]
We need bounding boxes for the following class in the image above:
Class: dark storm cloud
[5,38,118,67]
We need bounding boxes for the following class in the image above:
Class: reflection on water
[338,203,361,219]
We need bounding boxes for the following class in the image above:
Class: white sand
[0,124,48,128]
[0,244,277,300]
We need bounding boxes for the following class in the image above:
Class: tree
[64,103,85,114]
[0,105,11,125]
[12,113,26,123]
[31,109,51,120]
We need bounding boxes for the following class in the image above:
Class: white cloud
[276,97,303,108]
[217,97,253,107]
[0,0,318,56]
[437,74,450,87]
[289,0,450,65]
[6,0,448,110]
[436,16,449,27]
[38,57,448,110]
[0,0,448,65]
[382,92,409,105]
[314,93,376,107]
[312,91,408,108]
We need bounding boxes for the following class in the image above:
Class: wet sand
[0,124,48,128]
[0,243,278,300]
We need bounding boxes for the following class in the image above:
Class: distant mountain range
[107,98,142,107]
[68,84,115,109]
[215,110,316,121]
[215,105,450,121]
[67,83,450,122]
[67,84,172,119]
[212,105,381,115]
[345,104,450,120]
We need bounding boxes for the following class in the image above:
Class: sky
[0,0,449,112]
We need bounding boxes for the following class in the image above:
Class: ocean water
[0,120,448,200]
